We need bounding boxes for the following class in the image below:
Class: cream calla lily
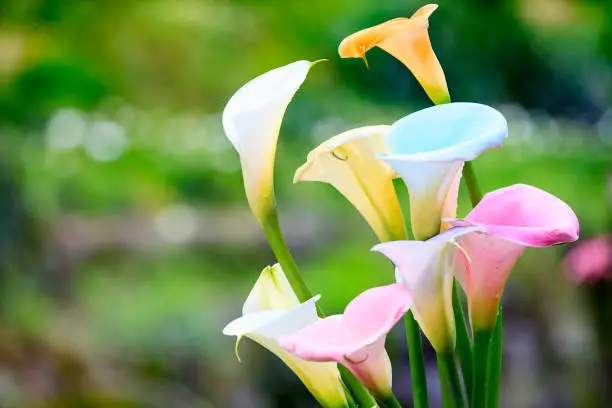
[295,126,406,241]
[222,61,315,222]
[223,264,349,408]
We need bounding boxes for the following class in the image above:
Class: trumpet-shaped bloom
[280,284,411,398]
[222,61,315,221]
[223,264,349,407]
[372,227,481,353]
[338,4,449,105]
[380,102,508,240]
[295,125,406,241]
[450,184,580,329]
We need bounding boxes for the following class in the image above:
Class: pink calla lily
[450,184,580,329]
[373,226,482,353]
[280,283,411,398]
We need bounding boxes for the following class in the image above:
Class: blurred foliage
[0,0,611,407]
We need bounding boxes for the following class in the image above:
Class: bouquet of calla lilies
[222,4,579,408]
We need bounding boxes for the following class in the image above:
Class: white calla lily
[223,264,349,408]
[380,102,508,240]
[222,61,315,221]
[295,125,406,241]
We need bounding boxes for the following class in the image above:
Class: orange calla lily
[338,4,450,105]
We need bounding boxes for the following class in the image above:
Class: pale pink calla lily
[280,283,412,398]
[373,226,481,353]
[450,184,580,329]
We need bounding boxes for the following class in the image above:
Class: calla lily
[372,227,482,353]
[380,102,508,240]
[280,283,411,399]
[222,61,315,222]
[338,4,449,105]
[450,184,580,329]
[223,264,349,408]
[295,125,406,241]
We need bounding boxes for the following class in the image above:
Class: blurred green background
[0,0,611,407]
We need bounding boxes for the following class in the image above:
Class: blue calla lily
[379,102,508,240]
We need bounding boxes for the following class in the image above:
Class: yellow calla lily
[222,61,315,223]
[338,4,449,105]
[223,264,350,408]
[294,126,406,242]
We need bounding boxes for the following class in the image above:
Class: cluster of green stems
[261,165,502,408]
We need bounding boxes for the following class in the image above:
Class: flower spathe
[338,4,449,105]
[450,184,580,329]
[380,102,508,240]
[372,227,482,353]
[223,264,349,407]
[295,125,406,241]
[222,61,315,222]
[280,283,411,398]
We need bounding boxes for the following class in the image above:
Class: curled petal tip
[412,4,439,20]
[362,54,370,69]
[370,240,403,259]
[234,336,244,364]
[310,59,329,69]
[293,160,313,184]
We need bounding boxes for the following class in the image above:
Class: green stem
[378,393,403,408]
[463,152,506,408]
[452,281,473,404]
[261,205,312,303]
[338,375,358,408]
[472,328,493,408]
[380,225,426,408]
[339,365,378,408]
[462,161,482,207]
[487,308,503,408]
[436,353,466,408]
[404,311,430,408]
[263,206,377,406]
